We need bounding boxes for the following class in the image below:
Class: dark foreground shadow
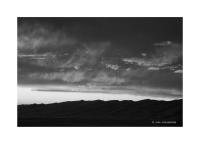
[18,99,183,127]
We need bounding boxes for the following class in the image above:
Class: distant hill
[18,99,182,127]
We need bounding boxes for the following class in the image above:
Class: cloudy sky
[17,17,182,103]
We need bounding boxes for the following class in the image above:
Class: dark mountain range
[18,99,182,127]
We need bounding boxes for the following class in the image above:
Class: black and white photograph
[17,17,183,127]
[3,0,200,144]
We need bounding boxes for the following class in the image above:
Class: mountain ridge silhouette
[18,99,182,127]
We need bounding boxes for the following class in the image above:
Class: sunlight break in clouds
[18,86,181,104]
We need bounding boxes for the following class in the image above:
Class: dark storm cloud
[59,42,110,69]
[18,17,182,92]
[122,41,182,72]
[18,23,78,54]
[29,71,86,83]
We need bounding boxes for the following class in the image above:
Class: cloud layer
[122,41,182,73]
[18,20,182,93]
